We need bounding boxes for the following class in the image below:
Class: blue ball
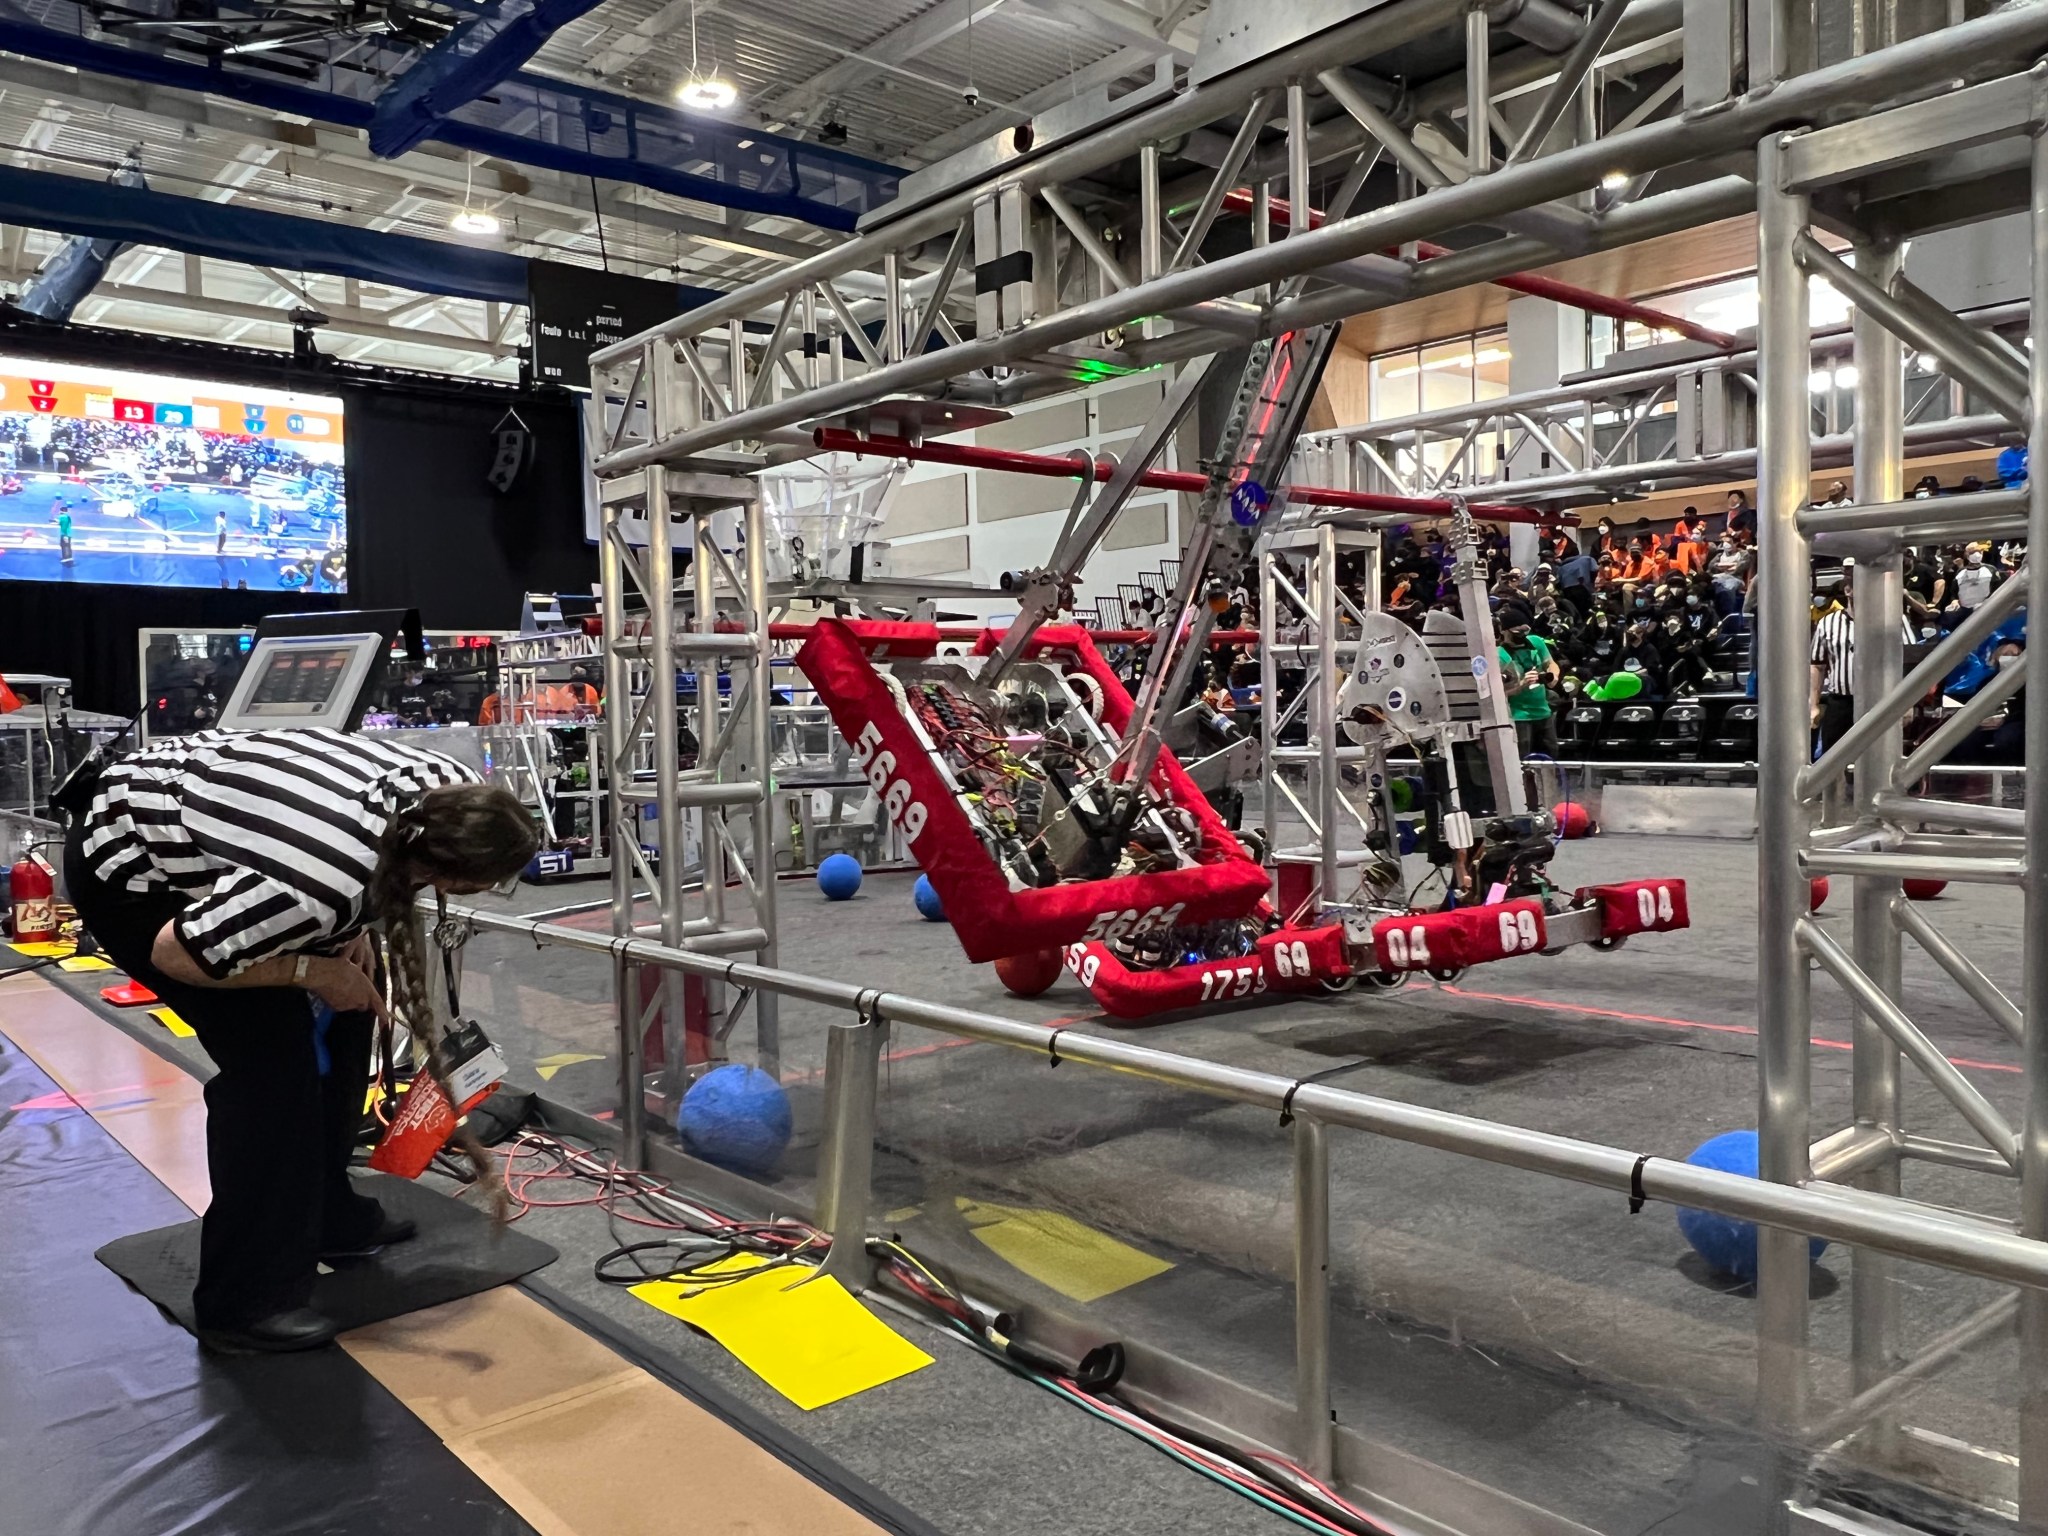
[913,873,946,922]
[1676,1129,1828,1282]
[677,1064,792,1174]
[817,852,863,900]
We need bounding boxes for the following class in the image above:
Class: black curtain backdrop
[0,322,594,715]
[341,387,593,632]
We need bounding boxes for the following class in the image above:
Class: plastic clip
[1627,1154,1651,1215]
[1046,1028,1065,1068]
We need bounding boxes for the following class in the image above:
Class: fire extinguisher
[10,838,56,944]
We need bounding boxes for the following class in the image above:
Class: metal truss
[1291,312,2028,510]
[580,8,2048,1531]
[1753,69,2048,1526]
[595,467,779,1152]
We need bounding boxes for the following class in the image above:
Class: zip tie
[1627,1154,1651,1214]
[1046,1028,1065,1068]
[1279,1080,1304,1127]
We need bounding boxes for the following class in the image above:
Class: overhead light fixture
[1916,352,1939,371]
[1808,369,1832,394]
[676,0,735,111]
[451,208,500,235]
[1600,171,1630,190]
[1833,364,1858,389]
[677,75,738,110]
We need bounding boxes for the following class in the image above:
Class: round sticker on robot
[1385,687,1406,713]
[1410,700,1425,716]
[1392,653,1405,668]
[1470,656,1488,679]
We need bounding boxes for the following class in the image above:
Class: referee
[1809,576,1916,753]
[63,728,536,1353]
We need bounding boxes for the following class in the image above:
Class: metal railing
[442,899,2048,1513]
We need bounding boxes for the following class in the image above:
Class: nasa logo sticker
[1470,656,1488,678]
[1385,687,1406,713]
[1229,480,1270,527]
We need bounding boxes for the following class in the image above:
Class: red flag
[0,678,20,715]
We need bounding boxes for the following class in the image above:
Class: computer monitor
[217,632,388,731]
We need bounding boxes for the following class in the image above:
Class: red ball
[994,948,1065,998]
[1903,878,1948,901]
[1809,876,1830,912]
[1552,802,1593,839]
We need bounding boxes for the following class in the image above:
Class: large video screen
[0,357,347,592]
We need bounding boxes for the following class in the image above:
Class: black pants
[1515,715,1559,759]
[64,830,381,1327]
[1816,694,1855,755]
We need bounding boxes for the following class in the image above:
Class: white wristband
[293,954,311,985]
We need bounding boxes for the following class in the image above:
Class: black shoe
[320,1211,418,1260]
[197,1308,338,1355]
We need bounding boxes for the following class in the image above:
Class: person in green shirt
[1498,605,1560,758]
[56,508,73,565]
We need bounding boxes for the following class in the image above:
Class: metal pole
[1849,237,1905,1415]
[648,471,689,1124]
[1287,82,1312,236]
[1260,547,1282,893]
[1754,130,1815,1449]
[600,480,644,1159]
[1466,5,1492,177]
[1140,144,1164,284]
[816,1006,883,1290]
[1316,524,1343,910]
[1292,1115,1334,1478]
[2018,109,2048,1529]
[747,496,780,1077]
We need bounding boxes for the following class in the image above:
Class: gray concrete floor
[54,832,2032,1534]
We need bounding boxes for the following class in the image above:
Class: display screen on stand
[0,355,347,592]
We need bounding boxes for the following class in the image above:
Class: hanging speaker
[487,411,534,494]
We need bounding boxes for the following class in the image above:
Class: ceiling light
[1808,370,1832,394]
[1600,171,1629,190]
[677,76,738,110]
[1833,364,1858,389]
[450,208,500,235]
[1916,352,1939,371]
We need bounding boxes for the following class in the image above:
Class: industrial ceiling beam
[757,0,1013,124]
[368,0,613,159]
[0,5,901,229]
[0,55,830,269]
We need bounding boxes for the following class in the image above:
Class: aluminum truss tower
[595,465,779,1155]
[1753,74,2048,1525]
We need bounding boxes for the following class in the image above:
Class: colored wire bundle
[480,1130,1395,1536]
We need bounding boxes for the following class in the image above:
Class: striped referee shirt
[1810,607,1918,698]
[81,728,478,979]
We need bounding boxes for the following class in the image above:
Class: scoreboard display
[0,355,348,592]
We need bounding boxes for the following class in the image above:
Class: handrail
[440,901,2048,1293]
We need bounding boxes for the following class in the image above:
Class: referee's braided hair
[368,783,537,1214]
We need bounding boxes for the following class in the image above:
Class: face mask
[1686,594,1701,608]
[1968,552,1985,566]
[1634,597,1649,610]
[1999,650,2023,668]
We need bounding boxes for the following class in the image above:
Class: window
[1586,270,1857,367]
[1365,329,1512,488]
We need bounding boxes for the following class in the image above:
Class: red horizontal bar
[1217,189,1739,351]
[812,428,1569,527]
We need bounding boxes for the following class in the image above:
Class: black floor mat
[97,1170,557,1333]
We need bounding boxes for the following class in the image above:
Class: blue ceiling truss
[0,155,725,312]
[0,0,903,232]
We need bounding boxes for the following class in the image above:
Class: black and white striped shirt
[1811,608,1918,698]
[82,728,478,979]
